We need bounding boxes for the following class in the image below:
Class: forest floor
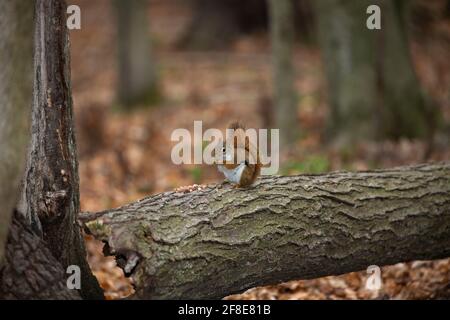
[70,0,450,299]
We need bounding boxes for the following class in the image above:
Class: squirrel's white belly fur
[218,163,246,184]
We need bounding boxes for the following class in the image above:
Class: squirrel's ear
[228,121,245,131]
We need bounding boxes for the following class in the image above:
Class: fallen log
[82,163,450,299]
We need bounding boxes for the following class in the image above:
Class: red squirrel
[217,122,261,187]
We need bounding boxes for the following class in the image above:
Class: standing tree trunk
[378,0,434,139]
[0,1,33,264]
[314,0,435,143]
[0,211,81,299]
[113,0,158,109]
[178,0,313,50]
[178,0,268,50]
[268,0,299,149]
[178,0,240,50]
[19,0,103,300]
[314,0,378,143]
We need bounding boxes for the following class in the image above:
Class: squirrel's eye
[222,147,226,153]
[244,160,249,166]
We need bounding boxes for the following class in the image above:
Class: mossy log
[83,163,450,299]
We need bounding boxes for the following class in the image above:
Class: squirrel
[216,122,261,187]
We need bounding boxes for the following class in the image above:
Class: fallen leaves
[226,259,450,300]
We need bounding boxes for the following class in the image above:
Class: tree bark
[0,1,34,264]
[82,163,450,299]
[314,0,435,142]
[377,0,435,139]
[314,0,378,143]
[0,211,81,300]
[268,0,299,148]
[19,0,103,300]
[113,0,158,108]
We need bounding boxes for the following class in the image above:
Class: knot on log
[38,190,68,220]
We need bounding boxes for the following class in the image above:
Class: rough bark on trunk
[268,0,299,148]
[0,211,81,300]
[113,0,158,108]
[0,0,33,264]
[19,0,103,300]
[83,163,450,299]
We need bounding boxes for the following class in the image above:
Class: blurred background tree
[314,0,378,143]
[178,0,267,50]
[0,0,33,265]
[378,0,436,139]
[178,0,314,49]
[268,0,300,149]
[113,0,159,109]
[314,0,438,144]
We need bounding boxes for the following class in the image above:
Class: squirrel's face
[216,141,256,170]
[215,141,237,169]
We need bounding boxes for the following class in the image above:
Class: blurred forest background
[68,0,450,299]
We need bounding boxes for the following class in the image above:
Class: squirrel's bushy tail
[228,121,262,183]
